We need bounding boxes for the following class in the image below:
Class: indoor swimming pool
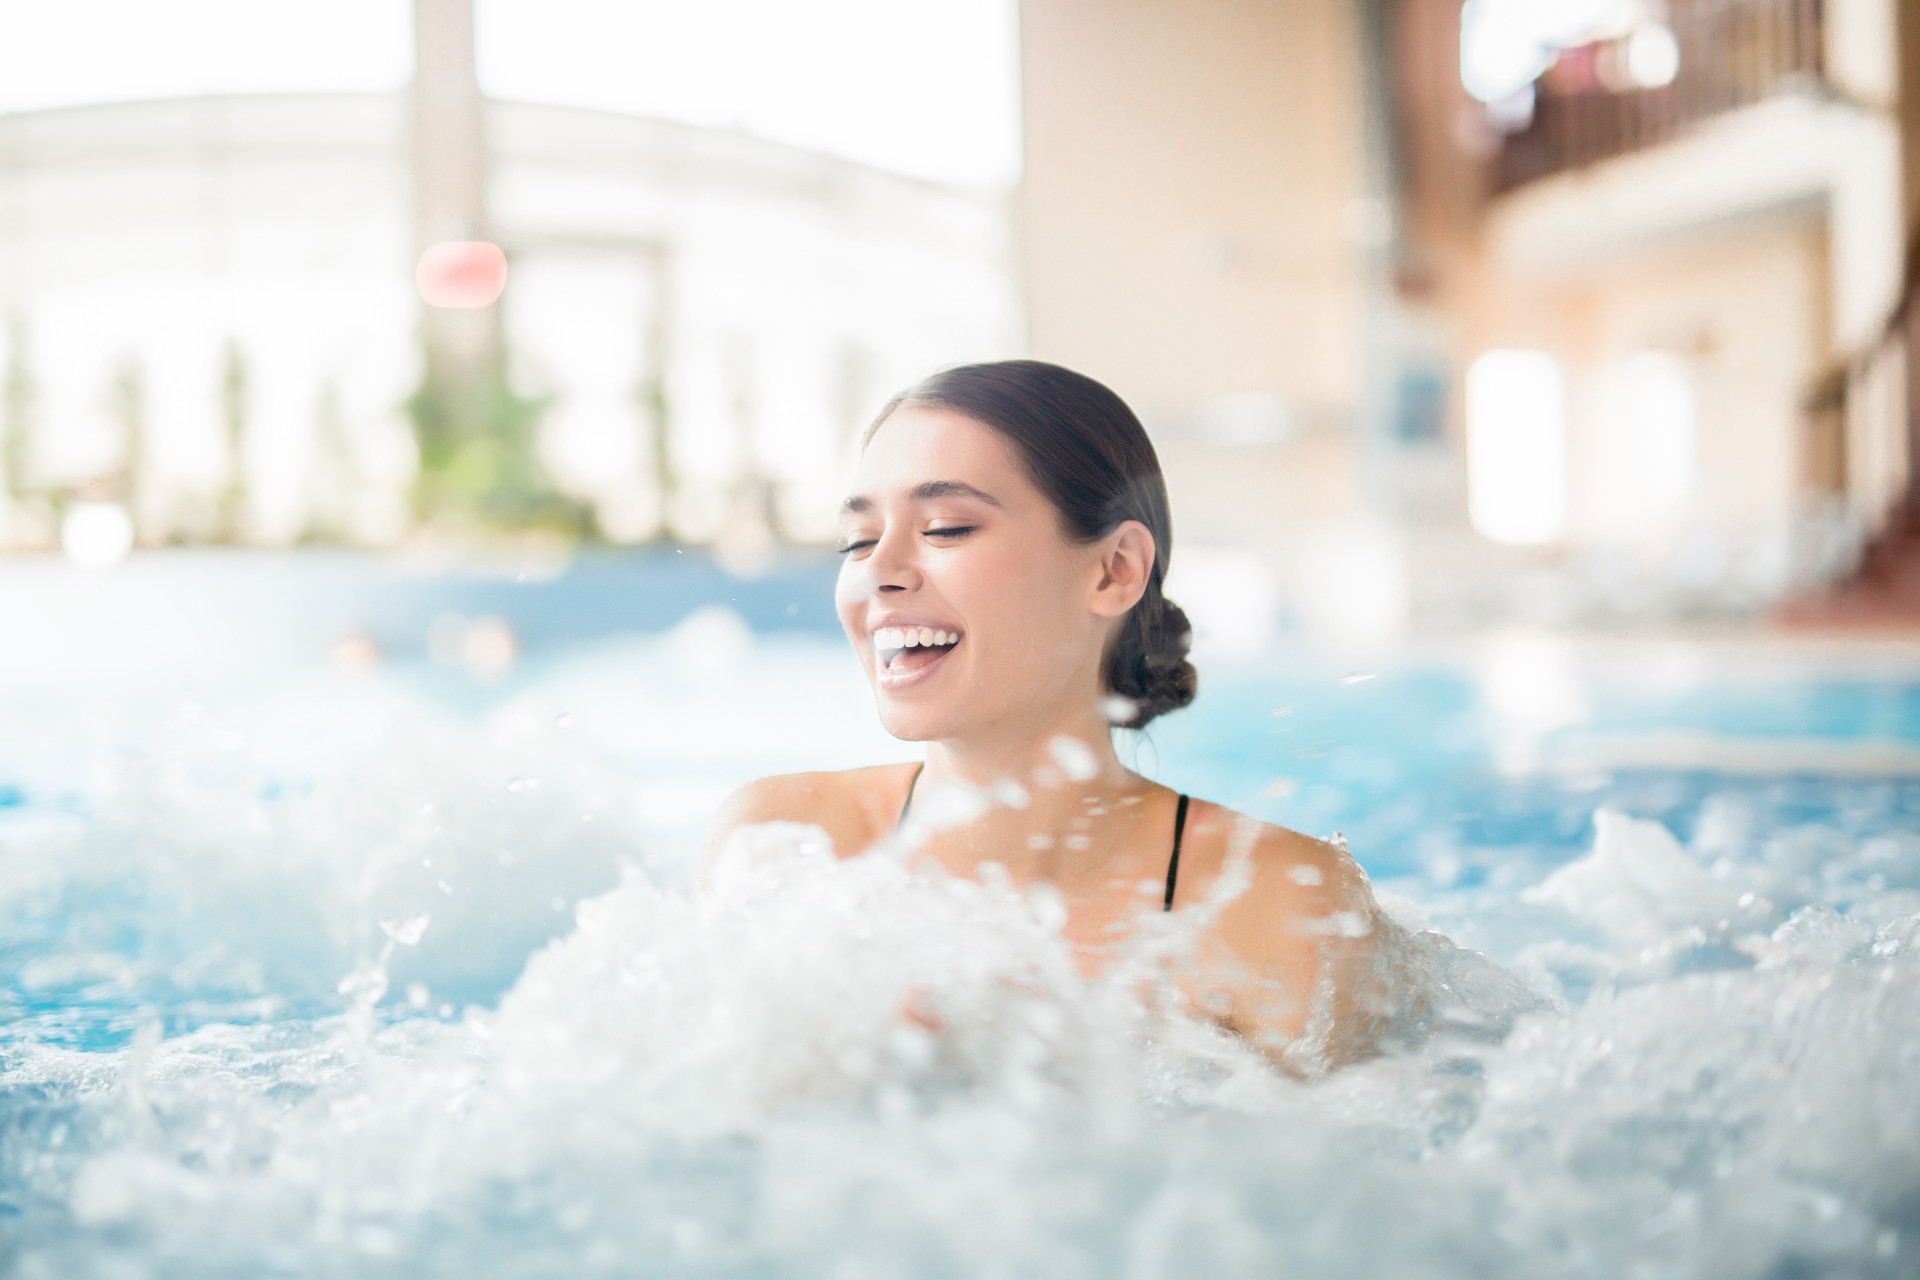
[1,558,1916,1278]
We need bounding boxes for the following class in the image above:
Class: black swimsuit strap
[1164,793,1191,911]
[895,762,925,831]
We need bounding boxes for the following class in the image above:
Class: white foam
[2,642,1918,1277]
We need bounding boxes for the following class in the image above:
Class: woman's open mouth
[873,626,962,687]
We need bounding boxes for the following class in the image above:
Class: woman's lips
[876,638,958,689]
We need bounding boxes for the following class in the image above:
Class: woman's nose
[866,526,921,594]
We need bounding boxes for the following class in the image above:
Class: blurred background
[9,8,1920,1271]
[1,0,1916,649]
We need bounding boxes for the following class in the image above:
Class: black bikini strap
[1163,793,1190,911]
[896,763,925,831]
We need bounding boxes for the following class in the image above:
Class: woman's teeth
[873,626,960,664]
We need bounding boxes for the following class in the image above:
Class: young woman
[701,360,1397,1072]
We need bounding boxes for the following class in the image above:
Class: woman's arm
[1197,823,1406,1074]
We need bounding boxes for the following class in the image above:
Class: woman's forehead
[852,405,1024,495]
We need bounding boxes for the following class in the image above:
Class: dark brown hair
[866,359,1197,728]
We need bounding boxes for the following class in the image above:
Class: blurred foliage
[3,313,32,501]
[407,354,590,537]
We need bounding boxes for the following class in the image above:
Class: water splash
[3,655,1920,1276]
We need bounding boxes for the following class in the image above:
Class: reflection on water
[2,624,1918,1277]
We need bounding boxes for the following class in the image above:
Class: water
[3,567,1919,1277]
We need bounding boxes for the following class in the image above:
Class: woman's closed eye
[836,526,976,555]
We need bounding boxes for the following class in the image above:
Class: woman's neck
[921,705,1133,795]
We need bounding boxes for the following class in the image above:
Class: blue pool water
[2,554,1918,1278]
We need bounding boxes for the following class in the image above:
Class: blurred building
[1397,0,1912,624]
[1020,0,1918,638]
[1020,0,1400,644]
[0,64,1016,550]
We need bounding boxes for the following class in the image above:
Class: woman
[701,360,1397,1073]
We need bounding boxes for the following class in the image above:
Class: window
[1466,349,1569,544]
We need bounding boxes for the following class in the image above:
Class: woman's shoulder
[702,764,919,865]
[1175,797,1374,916]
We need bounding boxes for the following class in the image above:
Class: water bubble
[1099,694,1139,724]
[555,713,574,730]
[1287,864,1324,886]
[912,779,991,830]
[1047,735,1098,782]
[405,983,431,1009]
[507,777,540,793]
[550,897,567,913]
[378,914,431,946]
[991,778,1030,809]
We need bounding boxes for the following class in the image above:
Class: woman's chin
[875,701,963,744]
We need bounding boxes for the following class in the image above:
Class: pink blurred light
[415,240,507,309]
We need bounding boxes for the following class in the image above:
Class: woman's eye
[836,538,876,556]
[923,526,976,541]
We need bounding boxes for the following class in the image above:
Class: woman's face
[834,405,1121,744]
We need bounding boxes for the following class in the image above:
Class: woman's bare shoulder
[1174,798,1390,1070]
[1176,798,1373,915]
[702,764,920,866]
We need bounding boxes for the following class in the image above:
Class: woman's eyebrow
[911,480,1002,506]
[840,480,1003,514]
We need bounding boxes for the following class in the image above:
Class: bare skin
[700,405,1387,1070]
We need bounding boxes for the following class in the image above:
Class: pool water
[2,593,1918,1278]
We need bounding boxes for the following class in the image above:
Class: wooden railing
[1495,0,1826,191]
[1779,235,1920,623]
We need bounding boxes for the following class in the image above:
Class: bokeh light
[416,241,509,310]
[59,501,135,567]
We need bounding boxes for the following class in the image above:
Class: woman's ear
[1089,521,1156,619]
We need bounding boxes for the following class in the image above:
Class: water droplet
[379,913,431,945]
[1047,736,1098,782]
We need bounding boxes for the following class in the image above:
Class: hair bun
[1111,596,1197,728]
